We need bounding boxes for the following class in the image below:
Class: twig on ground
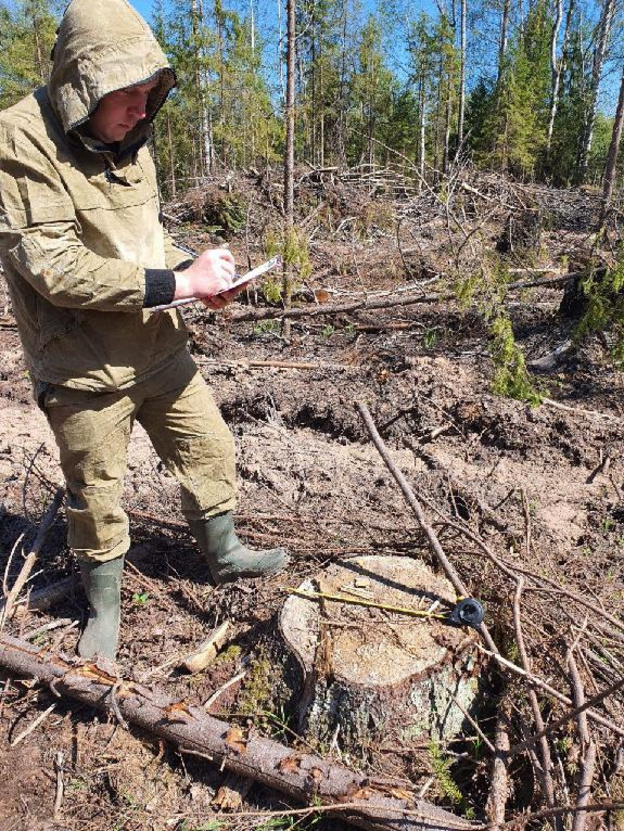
[568,649,598,831]
[0,677,12,721]
[520,490,532,557]
[2,534,23,599]
[485,701,511,827]
[451,696,495,753]
[123,559,181,617]
[203,671,246,711]
[0,487,65,628]
[233,288,449,323]
[196,357,358,371]
[53,751,65,818]
[476,646,624,738]
[108,681,129,730]
[508,673,624,757]
[13,576,75,617]
[499,801,624,828]
[10,701,56,747]
[512,577,560,829]
[22,619,75,641]
[431,508,624,637]
[541,397,618,423]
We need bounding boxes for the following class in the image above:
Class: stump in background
[279,556,481,759]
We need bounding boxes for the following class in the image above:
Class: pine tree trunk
[457,0,466,152]
[319,38,325,168]
[433,55,443,178]
[192,0,211,178]
[443,69,453,175]
[600,63,624,223]
[215,0,227,168]
[282,0,295,341]
[497,0,510,85]
[337,0,349,166]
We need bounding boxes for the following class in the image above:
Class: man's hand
[173,248,238,309]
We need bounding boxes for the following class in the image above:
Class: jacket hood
[48,0,175,138]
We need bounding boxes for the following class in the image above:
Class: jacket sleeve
[163,226,194,270]
[0,128,147,312]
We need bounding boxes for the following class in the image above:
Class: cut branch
[355,401,499,654]
[512,578,560,829]
[477,646,624,738]
[228,271,579,325]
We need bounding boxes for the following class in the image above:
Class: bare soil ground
[0,168,623,831]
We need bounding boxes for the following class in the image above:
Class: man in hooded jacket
[0,0,289,660]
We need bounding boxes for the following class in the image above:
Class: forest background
[0,0,622,206]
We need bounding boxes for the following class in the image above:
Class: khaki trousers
[41,351,237,562]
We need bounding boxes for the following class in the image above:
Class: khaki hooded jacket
[0,0,190,391]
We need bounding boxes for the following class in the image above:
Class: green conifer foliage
[0,0,57,109]
[295,0,346,167]
[347,15,396,167]
[152,0,280,196]
[489,0,552,178]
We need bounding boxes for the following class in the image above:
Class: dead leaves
[278,754,303,774]
[225,725,249,754]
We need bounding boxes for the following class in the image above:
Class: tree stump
[279,556,481,758]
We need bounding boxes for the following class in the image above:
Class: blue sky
[129,0,153,20]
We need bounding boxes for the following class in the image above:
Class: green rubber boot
[188,512,290,585]
[77,556,124,660]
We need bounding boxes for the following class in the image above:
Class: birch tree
[545,0,575,158]
[575,0,615,183]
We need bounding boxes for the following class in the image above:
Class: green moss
[428,740,474,817]
[215,644,242,663]
[237,656,274,716]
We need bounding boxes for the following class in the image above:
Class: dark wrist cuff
[143,269,176,308]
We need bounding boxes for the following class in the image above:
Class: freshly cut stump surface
[279,555,481,757]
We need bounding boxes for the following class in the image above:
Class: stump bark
[279,556,481,756]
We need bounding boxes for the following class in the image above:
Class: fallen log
[0,633,474,831]
[230,271,579,325]
[232,290,447,323]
